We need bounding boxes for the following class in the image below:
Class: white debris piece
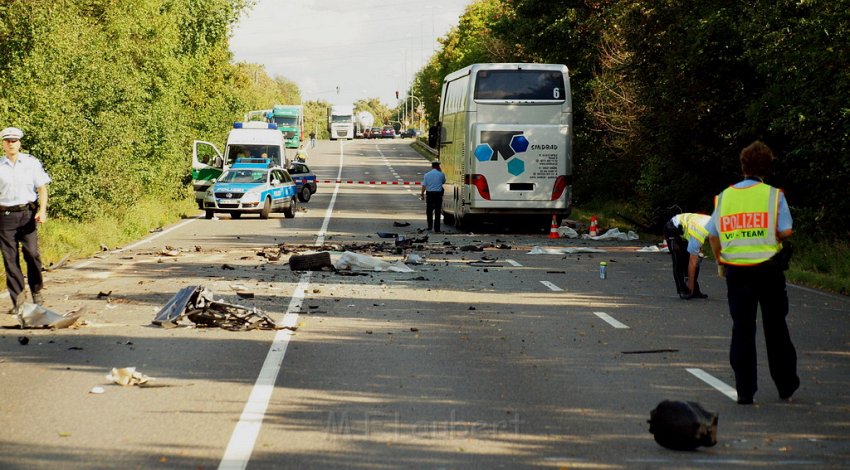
[582,228,640,241]
[528,246,607,254]
[557,226,580,238]
[334,251,416,272]
[106,367,152,386]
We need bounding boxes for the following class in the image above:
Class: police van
[192,122,287,208]
[437,63,573,229]
[202,158,297,219]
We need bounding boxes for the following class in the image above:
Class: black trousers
[726,264,799,401]
[663,221,700,295]
[425,191,443,231]
[0,209,44,307]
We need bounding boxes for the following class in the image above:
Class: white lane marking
[593,311,629,329]
[686,368,738,401]
[219,139,346,469]
[219,275,311,470]
[505,259,522,267]
[540,280,563,292]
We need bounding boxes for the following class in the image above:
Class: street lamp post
[408,95,423,132]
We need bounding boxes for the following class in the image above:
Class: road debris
[393,221,410,227]
[621,349,679,354]
[107,367,152,386]
[44,254,71,272]
[15,304,85,329]
[582,228,639,241]
[160,246,181,257]
[152,286,291,331]
[528,246,607,254]
[334,251,415,272]
[404,253,425,265]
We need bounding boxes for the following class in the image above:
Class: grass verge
[1,197,197,287]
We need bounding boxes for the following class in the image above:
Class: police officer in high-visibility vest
[664,212,711,299]
[707,140,799,405]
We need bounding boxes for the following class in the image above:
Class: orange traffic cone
[549,214,560,239]
[589,216,598,237]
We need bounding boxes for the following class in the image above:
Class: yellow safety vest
[681,213,711,246]
[712,183,781,266]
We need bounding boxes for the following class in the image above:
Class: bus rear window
[474,70,565,101]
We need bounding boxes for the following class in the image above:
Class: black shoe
[679,292,693,300]
[779,378,800,400]
[737,396,754,405]
[32,292,44,305]
[433,229,441,233]
[692,292,708,299]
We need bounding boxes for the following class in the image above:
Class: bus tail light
[551,175,571,200]
[465,174,491,200]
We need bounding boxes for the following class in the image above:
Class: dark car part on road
[648,400,718,451]
[152,286,291,331]
[289,252,333,271]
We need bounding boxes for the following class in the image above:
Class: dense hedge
[412,0,849,233]
[0,0,299,220]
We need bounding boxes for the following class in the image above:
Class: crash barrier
[292,178,420,185]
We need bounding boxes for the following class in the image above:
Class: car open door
[192,140,224,208]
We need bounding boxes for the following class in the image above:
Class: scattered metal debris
[152,286,291,331]
[160,246,181,257]
[393,221,410,227]
[15,304,85,329]
[107,367,151,386]
[622,349,679,354]
[43,254,71,272]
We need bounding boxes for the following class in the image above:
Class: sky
[229,0,474,107]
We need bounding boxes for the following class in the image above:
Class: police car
[287,161,317,202]
[203,158,297,219]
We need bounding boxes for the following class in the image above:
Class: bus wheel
[260,197,271,219]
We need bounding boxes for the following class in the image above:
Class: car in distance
[369,127,382,139]
[401,128,420,138]
[203,158,297,219]
[287,161,318,202]
[381,126,396,138]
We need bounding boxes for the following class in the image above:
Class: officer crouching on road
[0,127,51,312]
[707,140,799,405]
[663,212,711,299]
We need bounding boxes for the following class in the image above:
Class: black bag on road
[648,400,718,451]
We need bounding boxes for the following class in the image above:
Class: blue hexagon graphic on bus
[510,135,529,154]
[507,158,525,176]
[474,144,494,162]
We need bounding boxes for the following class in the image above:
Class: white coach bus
[437,63,573,229]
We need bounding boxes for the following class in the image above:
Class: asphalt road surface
[1,138,849,469]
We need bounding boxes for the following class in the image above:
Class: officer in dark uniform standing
[0,127,51,311]
[708,140,799,405]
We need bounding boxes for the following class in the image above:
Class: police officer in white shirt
[0,127,51,311]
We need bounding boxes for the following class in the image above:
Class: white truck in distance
[328,104,355,140]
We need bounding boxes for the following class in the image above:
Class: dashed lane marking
[686,368,738,401]
[219,139,348,469]
[540,280,563,292]
[593,311,629,329]
[505,259,522,267]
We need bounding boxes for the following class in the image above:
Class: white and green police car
[203,158,297,219]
